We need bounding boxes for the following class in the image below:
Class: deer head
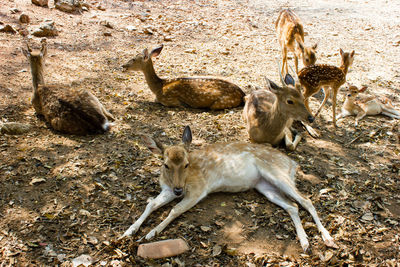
[299,43,317,67]
[122,45,164,72]
[142,126,192,197]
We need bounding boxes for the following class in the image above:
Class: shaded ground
[0,0,399,266]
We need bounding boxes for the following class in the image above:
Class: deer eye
[164,164,169,169]
[287,100,294,105]
[184,163,189,169]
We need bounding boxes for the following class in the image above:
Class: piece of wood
[137,239,189,259]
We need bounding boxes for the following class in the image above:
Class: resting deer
[22,39,114,135]
[298,49,355,128]
[121,126,337,252]
[242,69,314,151]
[121,45,245,110]
[276,8,317,75]
[337,85,400,126]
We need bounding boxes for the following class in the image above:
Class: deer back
[298,64,345,92]
[160,77,245,110]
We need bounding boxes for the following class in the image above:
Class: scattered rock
[32,20,58,37]
[126,25,137,31]
[19,13,30,24]
[143,25,154,35]
[137,239,189,259]
[29,177,46,185]
[71,254,94,267]
[54,0,82,13]
[100,20,113,29]
[32,0,49,7]
[0,122,32,135]
[163,35,174,41]
[0,25,16,34]
[103,31,112,36]
[10,8,20,14]
[97,5,106,11]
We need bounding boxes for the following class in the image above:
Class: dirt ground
[1,0,400,266]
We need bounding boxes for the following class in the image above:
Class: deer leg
[121,187,177,238]
[282,47,288,75]
[354,110,367,127]
[294,53,299,74]
[255,179,309,252]
[274,182,337,249]
[314,87,330,118]
[332,88,338,128]
[302,122,321,138]
[284,127,302,151]
[145,192,207,240]
[381,111,400,119]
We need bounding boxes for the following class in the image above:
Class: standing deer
[21,39,114,135]
[337,85,400,126]
[121,45,245,110]
[121,126,337,252]
[298,49,355,128]
[276,9,318,75]
[242,68,314,151]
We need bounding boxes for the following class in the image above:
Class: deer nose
[307,115,314,123]
[173,188,183,196]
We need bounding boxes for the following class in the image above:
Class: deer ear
[40,39,47,57]
[21,47,30,58]
[150,44,163,58]
[182,126,192,149]
[141,134,164,155]
[339,48,344,56]
[266,78,280,94]
[284,73,295,86]
[298,42,304,52]
[312,43,318,50]
[359,86,367,93]
[142,48,150,61]
[350,50,355,57]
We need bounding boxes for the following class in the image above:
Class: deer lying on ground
[121,45,245,110]
[22,39,114,135]
[298,49,355,128]
[121,126,337,252]
[276,8,317,75]
[242,69,314,151]
[337,85,400,126]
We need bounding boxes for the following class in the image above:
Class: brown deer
[276,9,318,75]
[22,39,114,135]
[337,85,400,126]
[121,45,245,110]
[298,49,355,128]
[242,69,314,151]
[120,126,337,252]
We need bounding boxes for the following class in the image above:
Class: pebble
[19,13,30,24]
[31,0,49,7]
[0,25,16,34]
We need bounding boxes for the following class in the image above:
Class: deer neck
[142,60,163,96]
[30,62,45,92]
[340,62,350,76]
[261,100,289,140]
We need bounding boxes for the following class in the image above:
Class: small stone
[54,0,82,13]
[19,13,30,24]
[143,26,154,35]
[10,8,20,14]
[32,0,49,7]
[97,5,106,11]
[163,35,174,41]
[32,20,58,37]
[126,25,137,31]
[100,20,113,29]
[0,122,32,135]
[0,25,16,34]
[137,239,189,259]
[103,31,111,36]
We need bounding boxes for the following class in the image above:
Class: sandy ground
[0,0,399,265]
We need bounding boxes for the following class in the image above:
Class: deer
[21,38,114,135]
[120,126,338,252]
[337,85,400,126]
[275,8,318,75]
[242,67,314,151]
[297,49,355,128]
[121,45,245,110]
